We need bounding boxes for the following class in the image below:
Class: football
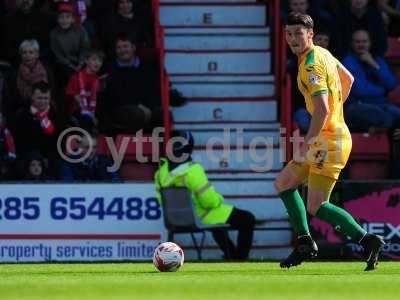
[153,242,184,272]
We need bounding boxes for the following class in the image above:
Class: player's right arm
[337,62,354,103]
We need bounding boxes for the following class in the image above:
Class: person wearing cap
[50,1,90,101]
[154,130,256,260]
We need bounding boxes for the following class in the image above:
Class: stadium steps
[166,50,271,74]
[172,98,277,122]
[160,1,289,259]
[160,2,267,27]
[165,27,270,50]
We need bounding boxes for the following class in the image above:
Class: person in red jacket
[65,49,105,132]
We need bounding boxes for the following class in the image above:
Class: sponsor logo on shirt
[309,73,320,85]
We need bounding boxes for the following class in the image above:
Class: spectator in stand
[343,29,399,132]
[50,2,90,102]
[313,28,331,50]
[3,39,54,129]
[1,0,51,64]
[155,130,256,260]
[284,0,333,31]
[102,0,153,58]
[59,133,119,181]
[378,0,400,36]
[22,150,52,181]
[65,49,105,133]
[334,0,387,58]
[97,34,162,134]
[41,0,96,38]
[13,81,59,161]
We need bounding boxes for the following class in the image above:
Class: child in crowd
[50,2,90,94]
[65,49,105,132]
[23,151,52,181]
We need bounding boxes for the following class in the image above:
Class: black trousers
[212,208,255,260]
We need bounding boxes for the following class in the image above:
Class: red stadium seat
[389,85,400,104]
[348,133,390,179]
[119,162,157,181]
[137,47,159,62]
[350,132,390,159]
[97,135,110,156]
[348,161,389,180]
[386,37,400,61]
[115,134,156,162]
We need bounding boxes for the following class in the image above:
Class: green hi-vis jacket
[154,158,233,225]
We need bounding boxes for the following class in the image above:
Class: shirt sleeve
[305,62,328,97]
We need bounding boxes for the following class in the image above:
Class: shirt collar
[298,44,315,65]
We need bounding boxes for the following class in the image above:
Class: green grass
[0,262,399,300]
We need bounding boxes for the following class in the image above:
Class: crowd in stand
[1,0,400,181]
[286,0,400,177]
[0,0,160,181]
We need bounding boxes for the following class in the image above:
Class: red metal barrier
[271,0,293,162]
[284,74,292,161]
[152,0,171,152]
[273,0,281,112]
[152,0,160,27]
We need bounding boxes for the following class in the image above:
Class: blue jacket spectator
[343,55,396,103]
[59,134,119,181]
[343,29,399,131]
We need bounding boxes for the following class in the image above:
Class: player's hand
[359,52,379,69]
[293,142,308,163]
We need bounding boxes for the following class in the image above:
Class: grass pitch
[0,262,399,300]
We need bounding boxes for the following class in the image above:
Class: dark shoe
[361,234,385,271]
[280,235,318,269]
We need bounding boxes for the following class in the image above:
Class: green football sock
[316,202,367,242]
[279,189,310,236]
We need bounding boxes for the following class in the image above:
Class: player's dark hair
[286,12,314,29]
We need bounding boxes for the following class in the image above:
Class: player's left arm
[336,61,354,103]
[305,94,329,145]
[304,63,330,145]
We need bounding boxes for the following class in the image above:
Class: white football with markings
[153,242,184,272]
